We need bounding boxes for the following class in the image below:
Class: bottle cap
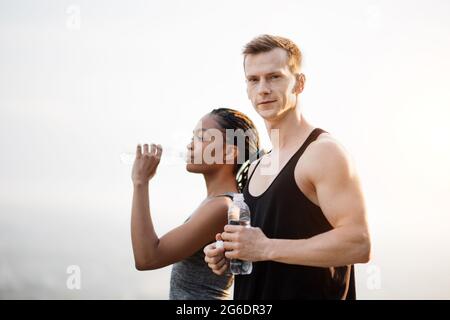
[215,240,224,249]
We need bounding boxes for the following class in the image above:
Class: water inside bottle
[228,218,252,275]
[120,146,187,166]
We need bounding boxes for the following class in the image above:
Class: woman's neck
[203,169,238,198]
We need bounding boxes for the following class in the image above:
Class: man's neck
[265,107,314,151]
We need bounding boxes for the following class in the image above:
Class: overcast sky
[1,0,450,299]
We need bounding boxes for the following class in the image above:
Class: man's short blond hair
[242,34,302,73]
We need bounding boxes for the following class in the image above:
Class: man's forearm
[264,226,370,267]
[131,183,159,269]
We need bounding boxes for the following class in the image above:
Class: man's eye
[248,78,258,82]
[270,75,280,79]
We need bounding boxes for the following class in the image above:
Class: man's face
[244,48,304,121]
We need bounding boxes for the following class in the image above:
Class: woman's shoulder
[187,194,232,222]
[203,194,233,210]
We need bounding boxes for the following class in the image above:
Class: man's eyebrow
[246,71,282,78]
[263,71,283,77]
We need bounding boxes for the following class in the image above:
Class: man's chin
[256,107,278,120]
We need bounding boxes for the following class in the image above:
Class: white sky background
[1,0,450,299]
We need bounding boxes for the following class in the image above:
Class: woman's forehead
[193,115,220,132]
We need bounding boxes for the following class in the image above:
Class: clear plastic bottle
[120,146,187,165]
[227,193,253,275]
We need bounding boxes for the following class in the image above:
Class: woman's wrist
[133,180,149,188]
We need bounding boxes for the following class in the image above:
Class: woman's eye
[270,75,280,80]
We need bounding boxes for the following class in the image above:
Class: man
[204,35,371,299]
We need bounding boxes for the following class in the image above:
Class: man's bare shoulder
[309,133,348,157]
[299,133,356,182]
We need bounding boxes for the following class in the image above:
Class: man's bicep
[312,143,367,228]
[316,173,366,228]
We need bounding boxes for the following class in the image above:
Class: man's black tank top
[237,128,356,300]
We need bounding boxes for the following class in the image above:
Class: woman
[130,108,261,299]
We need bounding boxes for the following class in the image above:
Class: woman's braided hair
[210,108,263,192]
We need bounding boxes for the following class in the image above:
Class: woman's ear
[224,145,238,164]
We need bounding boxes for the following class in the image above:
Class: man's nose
[257,79,271,95]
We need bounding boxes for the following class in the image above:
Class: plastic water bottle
[227,193,253,275]
[120,145,187,166]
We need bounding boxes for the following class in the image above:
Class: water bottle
[120,145,187,165]
[227,193,253,275]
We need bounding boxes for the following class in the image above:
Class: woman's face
[185,114,233,174]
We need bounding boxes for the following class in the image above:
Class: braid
[210,108,262,192]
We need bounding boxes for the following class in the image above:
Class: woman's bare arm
[130,143,231,270]
[131,186,230,270]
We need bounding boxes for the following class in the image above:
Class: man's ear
[293,73,306,94]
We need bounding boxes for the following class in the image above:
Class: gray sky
[1,0,450,299]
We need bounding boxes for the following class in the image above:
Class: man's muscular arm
[222,138,371,267]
